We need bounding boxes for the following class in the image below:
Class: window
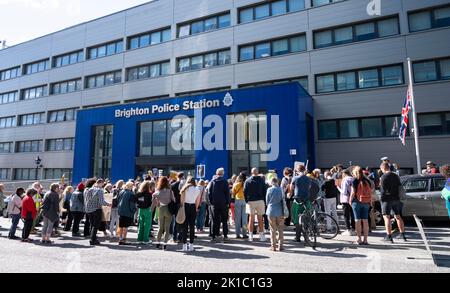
[319,121,338,139]
[86,71,121,88]
[404,179,429,193]
[0,91,18,105]
[0,169,10,180]
[44,169,73,181]
[289,0,305,12]
[362,118,383,137]
[358,69,379,88]
[239,34,306,61]
[336,72,356,91]
[177,50,230,72]
[129,37,139,50]
[240,46,254,61]
[315,30,333,48]
[312,0,333,6]
[48,108,77,123]
[153,120,167,156]
[53,50,83,68]
[178,13,230,37]
[418,113,444,135]
[127,61,169,81]
[16,140,42,153]
[238,76,309,93]
[255,4,270,19]
[334,26,353,44]
[272,39,289,56]
[24,59,49,75]
[51,78,82,95]
[0,116,16,128]
[92,125,113,179]
[316,74,335,93]
[19,113,45,126]
[378,18,399,37]
[0,142,13,153]
[151,31,162,45]
[88,40,123,59]
[413,61,437,82]
[340,119,359,139]
[139,67,149,79]
[46,138,75,151]
[162,29,171,42]
[14,169,38,181]
[240,8,253,23]
[272,1,287,16]
[219,14,231,28]
[255,43,271,59]
[161,62,170,75]
[355,22,376,41]
[381,65,403,86]
[409,5,450,32]
[385,116,402,137]
[0,66,20,81]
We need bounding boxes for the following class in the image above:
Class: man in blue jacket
[208,168,230,242]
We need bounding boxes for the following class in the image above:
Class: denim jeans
[9,214,21,238]
[234,199,248,236]
[196,202,207,230]
[109,208,119,235]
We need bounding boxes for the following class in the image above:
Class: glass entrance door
[92,125,113,179]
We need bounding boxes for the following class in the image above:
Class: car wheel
[1,208,8,218]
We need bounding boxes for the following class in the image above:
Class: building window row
[88,40,124,60]
[318,115,406,140]
[0,66,20,81]
[315,64,404,93]
[53,50,84,68]
[0,142,13,153]
[0,169,10,180]
[21,85,48,101]
[127,61,170,81]
[239,34,306,61]
[409,5,450,32]
[14,168,39,181]
[418,112,450,136]
[86,71,122,89]
[129,27,171,50]
[16,140,43,153]
[314,16,399,49]
[51,79,83,95]
[0,116,16,129]
[177,49,231,73]
[48,108,77,123]
[178,12,231,38]
[311,0,344,7]
[413,57,450,83]
[239,0,305,24]
[23,59,50,75]
[44,169,73,181]
[0,91,18,105]
[19,112,46,126]
[46,138,75,151]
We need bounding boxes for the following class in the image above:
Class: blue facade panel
[73,83,313,184]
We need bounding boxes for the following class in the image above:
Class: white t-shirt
[184,186,201,204]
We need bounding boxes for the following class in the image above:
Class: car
[373,174,448,225]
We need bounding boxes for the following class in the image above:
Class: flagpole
[407,58,422,174]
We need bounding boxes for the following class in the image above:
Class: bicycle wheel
[315,212,339,240]
[301,215,317,248]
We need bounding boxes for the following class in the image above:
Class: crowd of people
[0,158,449,253]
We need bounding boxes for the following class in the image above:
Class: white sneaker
[259,233,266,242]
[341,230,351,236]
[249,233,254,242]
[188,243,195,252]
[182,244,188,252]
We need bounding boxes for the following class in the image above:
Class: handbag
[176,205,186,224]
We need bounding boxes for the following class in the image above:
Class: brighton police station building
[0,0,449,183]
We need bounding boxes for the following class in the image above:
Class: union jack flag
[399,87,412,145]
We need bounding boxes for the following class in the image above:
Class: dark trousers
[22,218,33,240]
[9,214,21,238]
[171,203,182,241]
[83,214,91,237]
[285,199,292,226]
[342,203,355,230]
[64,210,73,231]
[72,212,84,235]
[182,203,197,244]
[211,205,229,238]
[88,209,102,242]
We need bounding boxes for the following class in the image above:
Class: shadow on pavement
[187,249,270,260]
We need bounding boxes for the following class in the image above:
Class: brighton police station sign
[115,93,234,119]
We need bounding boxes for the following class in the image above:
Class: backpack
[356,180,372,204]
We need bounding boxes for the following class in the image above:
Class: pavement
[0,217,449,273]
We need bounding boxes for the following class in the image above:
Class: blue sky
[0,0,152,46]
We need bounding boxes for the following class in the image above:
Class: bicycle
[297,200,317,248]
[311,197,340,240]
